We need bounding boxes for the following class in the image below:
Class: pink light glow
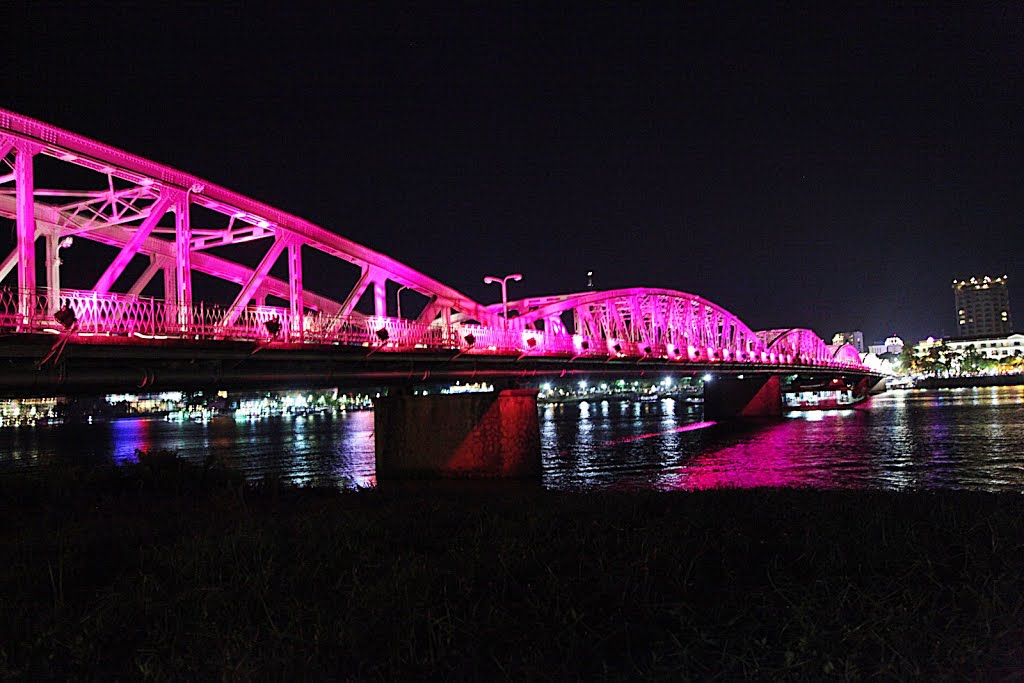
[0,106,873,378]
[658,413,866,490]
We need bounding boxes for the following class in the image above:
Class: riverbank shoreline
[915,374,1024,389]
[2,461,1022,679]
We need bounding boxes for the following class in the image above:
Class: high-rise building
[831,330,865,353]
[953,275,1012,337]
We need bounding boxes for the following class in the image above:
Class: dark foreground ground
[2,457,1023,680]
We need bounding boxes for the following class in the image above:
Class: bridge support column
[703,374,782,420]
[375,389,541,479]
[173,195,193,330]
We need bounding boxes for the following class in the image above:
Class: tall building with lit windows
[953,275,1011,337]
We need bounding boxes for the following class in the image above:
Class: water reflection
[3,388,1024,491]
[541,388,1024,492]
[0,409,378,490]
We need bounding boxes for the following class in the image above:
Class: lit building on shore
[868,336,904,356]
[945,333,1024,360]
[913,333,1024,361]
[0,398,61,426]
[912,337,944,356]
[953,275,1012,337]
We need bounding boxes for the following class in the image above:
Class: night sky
[4,3,1022,344]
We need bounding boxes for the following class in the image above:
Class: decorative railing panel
[0,107,869,372]
[0,286,869,370]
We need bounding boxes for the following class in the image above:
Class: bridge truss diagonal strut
[0,107,867,373]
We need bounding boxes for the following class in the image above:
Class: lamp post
[396,284,409,319]
[483,273,522,330]
[46,235,74,314]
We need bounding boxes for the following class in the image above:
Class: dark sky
[4,2,1022,344]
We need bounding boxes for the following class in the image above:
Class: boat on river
[783,383,868,411]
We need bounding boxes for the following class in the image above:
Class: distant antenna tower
[586,270,594,288]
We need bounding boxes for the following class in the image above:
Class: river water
[3,387,1024,491]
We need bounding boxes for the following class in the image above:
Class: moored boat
[783,384,867,411]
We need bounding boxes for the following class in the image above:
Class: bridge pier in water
[374,388,542,479]
[703,374,783,420]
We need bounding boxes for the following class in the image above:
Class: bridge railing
[0,287,863,369]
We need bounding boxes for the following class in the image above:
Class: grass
[1,454,1023,679]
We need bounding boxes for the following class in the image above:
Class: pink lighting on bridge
[0,107,872,376]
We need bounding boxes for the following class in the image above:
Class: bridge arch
[830,343,864,367]
[492,287,768,361]
[757,328,839,366]
[0,108,869,372]
[0,107,497,335]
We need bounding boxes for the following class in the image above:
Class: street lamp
[396,284,409,319]
[483,273,522,329]
[47,236,74,314]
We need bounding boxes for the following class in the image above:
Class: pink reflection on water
[659,410,863,490]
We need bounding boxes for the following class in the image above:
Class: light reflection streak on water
[4,387,1024,491]
[541,387,1024,491]
[606,420,717,446]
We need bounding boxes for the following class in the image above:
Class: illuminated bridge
[0,108,879,414]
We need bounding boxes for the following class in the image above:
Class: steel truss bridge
[0,108,872,393]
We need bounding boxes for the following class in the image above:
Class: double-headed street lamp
[483,273,522,329]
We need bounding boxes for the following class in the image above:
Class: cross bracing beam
[127,257,163,296]
[500,288,767,358]
[0,186,161,236]
[0,195,344,315]
[0,107,494,324]
[190,224,275,250]
[0,137,14,162]
[0,108,867,371]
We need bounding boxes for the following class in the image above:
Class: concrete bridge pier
[374,388,542,479]
[703,374,782,420]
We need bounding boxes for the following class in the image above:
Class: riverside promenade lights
[483,273,522,330]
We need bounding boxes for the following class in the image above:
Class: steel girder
[0,107,496,331]
[758,328,845,367]
[0,107,868,372]
[829,343,865,366]
[497,288,767,360]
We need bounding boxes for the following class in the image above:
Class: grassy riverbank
[2,459,1023,679]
